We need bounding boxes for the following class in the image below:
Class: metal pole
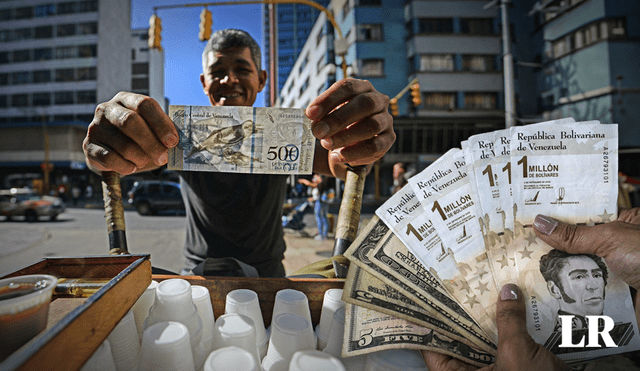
[501,0,516,128]
[269,2,277,107]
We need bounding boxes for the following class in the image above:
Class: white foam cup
[271,289,312,326]
[80,340,116,371]
[289,350,346,371]
[364,349,427,371]
[204,346,261,371]
[132,280,158,342]
[191,285,215,355]
[107,310,141,371]
[138,321,195,371]
[322,306,345,358]
[261,313,316,371]
[225,289,269,359]
[212,313,261,365]
[144,279,204,370]
[315,288,344,350]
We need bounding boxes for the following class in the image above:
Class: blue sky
[131,0,266,107]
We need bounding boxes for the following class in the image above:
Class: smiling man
[83,29,394,277]
[539,248,608,331]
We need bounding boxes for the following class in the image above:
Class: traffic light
[410,83,422,107]
[148,14,162,50]
[389,98,399,117]
[199,9,212,42]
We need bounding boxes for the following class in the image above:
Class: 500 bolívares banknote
[168,105,315,174]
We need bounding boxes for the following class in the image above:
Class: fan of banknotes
[341,117,640,367]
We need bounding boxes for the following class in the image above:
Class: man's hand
[83,92,179,175]
[421,284,568,371]
[306,79,394,178]
[533,210,640,290]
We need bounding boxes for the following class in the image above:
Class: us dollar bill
[344,216,496,353]
[343,264,496,354]
[168,105,315,174]
[343,303,495,368]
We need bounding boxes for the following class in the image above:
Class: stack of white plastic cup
[315,289,345,350]
[224,289,269,360]
[271,289,313,327]
[79,340,116,371]
[212,313,261,365]
[132,280,158,342]
[323,307,367,371]
[191,285,215,356]
[363,349,427,371]
[107,310,141,371]
[289,350,346,371]
[138,321,195,371]
[261,313,316,371]
[144,279,205,370]
[204,346,261,371]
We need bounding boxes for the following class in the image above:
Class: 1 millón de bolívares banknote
[168,105,315,174]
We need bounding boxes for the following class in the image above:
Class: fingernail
[534,214,558,236]
[314,122,330,138]
[164,133,178,147]
[157,152,168,165]
[307,105,322,120]
[321,137,333,148]
[329,151,341,163]
[500,284,519,301]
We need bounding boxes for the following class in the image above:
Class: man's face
[200,46,266,107]
[551,255,606,316]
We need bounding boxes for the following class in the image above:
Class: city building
[0,0,132,193]
[131,28,166,112]
[528,0,640,174]
[262,0,330,106]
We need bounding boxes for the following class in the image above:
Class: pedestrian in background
[299,174,329,240]
[392,162,408,194]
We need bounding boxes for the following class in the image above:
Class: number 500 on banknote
[168,105,316,175]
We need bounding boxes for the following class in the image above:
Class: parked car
[0,188,66,222]
[127,181,185,215]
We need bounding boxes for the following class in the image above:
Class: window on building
[12,94,29,107]
[316,29,324,46]
[464,93,497,109]
[0,95,6,108]
[14,28,33,41]
[35,4,56,18]
[77,1,99,12]
[35,26,53,39]
[424,93,456,110]
[54,114,74,121]
[552,35,571,58]
[34,48,53,61]
[316,56,325,74]
[13,50,31,63]
[132,78,149,90]
[78,44,97,58]
[358,59,384,77]
[418,18,453,34]
[33,70,51,83]
[132,63,149,75]
[56,46,77,59]
[55,91,75,105]
[462,55,496,72]
[0,74,8,86]
[0,9,11,21]
[78,22,98,35]
[299,77,310,96]
[343,0,351,19]
[57,24,76,37]
[299,54,308,74]
[77,90,96,104]
[460,18,494,35]
[77,114,95,123]
[12,71,30,85]
[0,30,12,42]
[420,54,454,71]
[14,7,33,20]
[55,68,75,82]
[33,93,51,106]
[77,67,97,80]
[358,0,381,5]
[0,52,8,64]
[357,24,383,41]
[57,2,77,15]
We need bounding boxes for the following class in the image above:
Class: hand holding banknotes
[534,210,640,291]
[421,283,569,371]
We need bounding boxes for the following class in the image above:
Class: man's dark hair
[202,29,262,72]
[539,249,609,288]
